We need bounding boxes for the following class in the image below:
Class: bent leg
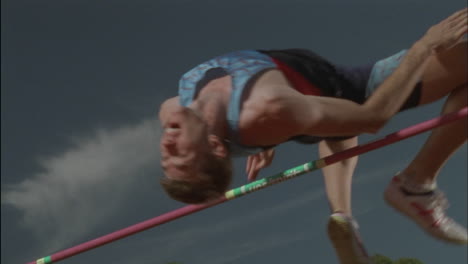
[383,41,467,245]
[402,40,467,184]
[402,84,467,184]
[320,137,372,263]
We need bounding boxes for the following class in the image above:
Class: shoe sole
[327,217,371,264]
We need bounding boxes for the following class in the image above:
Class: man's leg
[320,137,358,215]
[402,41,468,184]
[385,41,467,244]
[402,84,467,184]
[320,137,371,264]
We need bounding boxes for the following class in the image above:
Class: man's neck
[189,77,231,137]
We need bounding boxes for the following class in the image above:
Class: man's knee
[437,40,468,82]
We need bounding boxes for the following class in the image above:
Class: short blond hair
[160,152,232,204]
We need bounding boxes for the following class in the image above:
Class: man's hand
[246,148,275,182]
[420,8,467,53]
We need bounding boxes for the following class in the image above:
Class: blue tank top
[178,50,276,156]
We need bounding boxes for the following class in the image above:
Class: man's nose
[162,137,178,153]
[162,137,175,146]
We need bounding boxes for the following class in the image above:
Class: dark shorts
[260,48,422,143]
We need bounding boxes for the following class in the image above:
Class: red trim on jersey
[271,58,322,96]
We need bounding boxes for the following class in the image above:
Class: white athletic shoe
[384,174,468,244]
[327,213,373,264]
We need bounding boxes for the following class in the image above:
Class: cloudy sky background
[2,0,467,264]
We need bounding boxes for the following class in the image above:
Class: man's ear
[207,134,228,158]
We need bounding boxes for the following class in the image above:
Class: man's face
[159,104,209,180]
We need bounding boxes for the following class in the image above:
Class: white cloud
[2,119,161,252]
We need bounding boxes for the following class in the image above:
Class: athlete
[158,8,468,264]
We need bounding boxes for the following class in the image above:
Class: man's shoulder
[239,85,306,146]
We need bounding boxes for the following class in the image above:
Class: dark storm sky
[2,1,467,264]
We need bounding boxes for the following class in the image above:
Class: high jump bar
[28,106,468,264]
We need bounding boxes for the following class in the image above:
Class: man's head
[160,151,232,204]
[158,99,232,204]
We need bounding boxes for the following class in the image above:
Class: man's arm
[306,40,430,136]
[287,9,467,137]
[274,41,431,137]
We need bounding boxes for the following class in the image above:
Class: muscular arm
[291,9,467,137]
[311,42,431,135]
[362,41,431,123]
[242,41,434,142]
